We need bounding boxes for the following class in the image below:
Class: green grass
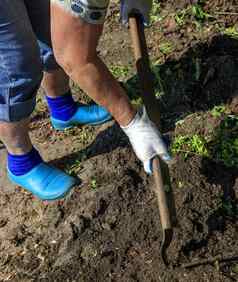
[65,159,82,177]
[212,115,238,168]
[151,1,162,24]
[159,41,175,55]
[232,264,238,274]
[172,112,238,168]
[223,26,238,39]
[110,65,130,79]
[90,178,97,190]
[191,4,213,22]
[174,9,187,26]
[210,105,226,117]
[174,2,213,28]
[171,134,209,159]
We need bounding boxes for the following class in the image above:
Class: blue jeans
[0,0,59,122]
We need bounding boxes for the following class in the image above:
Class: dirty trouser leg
[0,0,43,123]
[0,0,43,155]
[0,1,76,201]
[23,0,70,99]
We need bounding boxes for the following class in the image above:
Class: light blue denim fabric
[0,0,59,122]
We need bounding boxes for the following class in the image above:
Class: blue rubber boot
[8,163,77,201]
[51,104,112,130]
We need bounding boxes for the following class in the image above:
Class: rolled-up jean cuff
[38,41,61,73]
[0,95,36,122]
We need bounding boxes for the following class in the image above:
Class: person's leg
[50,1,136,127]
[24,0,111,130]
[0,1,43,155]
[0,0,76,200]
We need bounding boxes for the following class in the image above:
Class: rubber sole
[51,116,113,131]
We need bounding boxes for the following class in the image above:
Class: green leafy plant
[191,4,212,22]
[232,264,238,274]
[211,115,238,168]
[223,26,238,39]
[152,65,166,99]
[211,105,226,117]
[65,159,81,177]
[110,65,129,79]
[159,41,174,55]
[172,116,238,167]
[90,179,97,190]
[174,2,213,28]
[174,9,187,26]
[171,134,209,159]
[151,1,161,24]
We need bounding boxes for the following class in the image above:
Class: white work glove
[121,107,171,174]
[120,0,153,26]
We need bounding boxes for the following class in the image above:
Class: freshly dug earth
[0,1,238,281]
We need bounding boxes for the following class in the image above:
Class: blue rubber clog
[51,104,112,130]
[8,163,77,201]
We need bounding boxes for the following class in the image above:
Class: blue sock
[8,147,43,176]
[46,91,78,121]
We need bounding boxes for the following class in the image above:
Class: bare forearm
[66,56,136,126]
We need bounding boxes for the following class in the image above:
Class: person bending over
[0,0,170,201]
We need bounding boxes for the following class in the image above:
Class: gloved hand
[120,0,153,26]
[121,107,171,174]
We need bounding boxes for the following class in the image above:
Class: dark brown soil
[0,1,238,281]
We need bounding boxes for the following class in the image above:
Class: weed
[110,65,129,79]
[159,41,174,55]
[191,4,213,22]
[223,26,238,39]
[152,65,166,98]
[173,110,238,168]
[178,181,184,189]
[90,179,97,190]
[131,97,143,107]
[210,105,226,117]
[171,134,209,159]
[211,115,238,168]
[232,264,238,274]
[151,1,161,24]
[174,9,187,26]
[65,159,81,177]
[174,2,213,29]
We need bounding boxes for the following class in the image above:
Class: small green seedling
[159,41,174,55]
[232,264,238,274]
[110,65,129,79]
[174,9,188,26]
[223,26,238,39]
[90,179,97,190]
[171,134,209,159]
[65,159,81,177]
[191,4,210,22]
[151,1,161,24]
[211,105,226,117]
[212,115,238,168]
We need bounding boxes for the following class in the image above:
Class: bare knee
[54,45,98,82]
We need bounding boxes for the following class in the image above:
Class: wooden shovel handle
[152,158,172,230]
[128,15,161,128]
[129,14,172,230]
